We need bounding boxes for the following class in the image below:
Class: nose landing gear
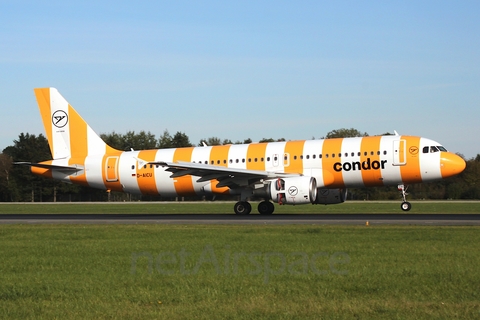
[398,184,411,211]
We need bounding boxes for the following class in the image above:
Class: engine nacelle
[269,177,317,205]
[314,188,347,205]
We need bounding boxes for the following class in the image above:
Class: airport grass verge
[0,200,479,214]
[0,224,479,319]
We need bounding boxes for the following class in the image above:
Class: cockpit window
[423,145,448,153]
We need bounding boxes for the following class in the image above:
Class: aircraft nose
[440,152,466,178]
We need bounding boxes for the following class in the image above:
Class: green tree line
[1,129,479,202]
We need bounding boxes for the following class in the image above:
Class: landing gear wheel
[234,201,252,215]
[258,201,275,215]
[401,201,412,211]
[267,201,275,214]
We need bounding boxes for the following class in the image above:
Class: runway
[1,213,479,225]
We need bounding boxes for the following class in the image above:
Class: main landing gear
[234,200,275,215]
[398,184,412,211]
[257,201,275,215]
[233,201,251,215]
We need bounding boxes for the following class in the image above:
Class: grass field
[0,200,479,214]
[0,223,479,319]
[0,202,479,319]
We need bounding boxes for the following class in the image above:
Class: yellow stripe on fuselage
[68,104,89,187]
[360,136,384,187]
[137,150,159,195]
[210,145,231,167]
[246,143,268,171]
[400,136,422,183]
[284,140,305,174]
[208,145,231,194]
[173,147,196,196]
[322,138,344,187]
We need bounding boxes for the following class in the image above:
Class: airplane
[15,88,466,214]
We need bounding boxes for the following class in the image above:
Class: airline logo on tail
[52,111,68,128]
[15,87,466,214]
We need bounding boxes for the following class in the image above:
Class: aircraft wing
[154,161,301,189]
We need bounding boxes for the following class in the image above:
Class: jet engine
[268,177,317,205]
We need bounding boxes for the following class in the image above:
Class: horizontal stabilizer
[14,162,83,173]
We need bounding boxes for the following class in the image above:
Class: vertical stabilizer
[34,88,115,160]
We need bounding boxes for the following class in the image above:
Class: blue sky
[1,1,479,158]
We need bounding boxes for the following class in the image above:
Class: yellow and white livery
[17,88,466,214]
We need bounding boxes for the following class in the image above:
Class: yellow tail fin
[34,88,115,160]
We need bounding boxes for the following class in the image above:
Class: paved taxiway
[0,214,479,225]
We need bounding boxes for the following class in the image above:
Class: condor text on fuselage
[333,158,388,172]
